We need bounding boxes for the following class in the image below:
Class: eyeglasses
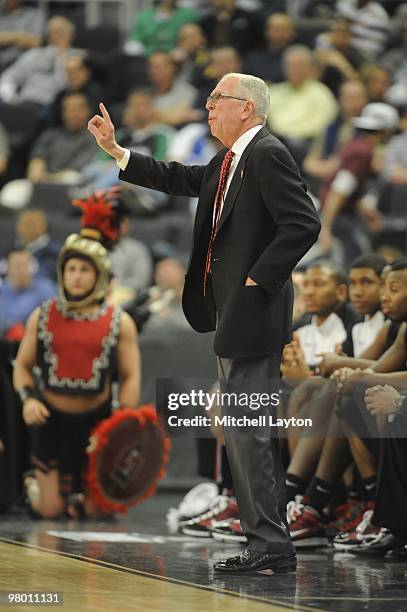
[206,93,248,105]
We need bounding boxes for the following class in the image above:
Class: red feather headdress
[72,187,123,249]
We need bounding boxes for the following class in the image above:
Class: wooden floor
[0,540,293,612]
[1,492,407,611]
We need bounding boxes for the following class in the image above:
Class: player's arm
[117,311,141,408]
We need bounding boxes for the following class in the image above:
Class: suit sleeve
[249,143,321,293]
[119,151,206,197]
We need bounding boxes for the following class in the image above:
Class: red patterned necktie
[204,149,235,294]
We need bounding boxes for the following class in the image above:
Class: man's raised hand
[88,102,125,161]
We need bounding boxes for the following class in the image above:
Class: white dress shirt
[297,313,347,367]
[351,310,385,358]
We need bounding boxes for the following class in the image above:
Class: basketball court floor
[1,492,406,611]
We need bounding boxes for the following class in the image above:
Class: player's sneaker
[211,519,247,543]
[289,504,328,548]
[287,495,305,525]
[166,482,218,529]
[181,495,239,537]
[333,509,383,552]
[326,500,374,539]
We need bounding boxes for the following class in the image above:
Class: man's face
[206,76,248,147]
[381,270,407,321]
[284,52,312,87]
[7,252,32,289]
[47,17,73,49]
[65,57,89,90]
[123,93,154,129]
[210,48,241,80]
[340,82,367,118]
[265,15,294,49]
[62,95,90,131]
[348,268,382,315]
[17,211,47,245]
[148,53,175,90]
[63,258,96,298]
[302,266,343,316]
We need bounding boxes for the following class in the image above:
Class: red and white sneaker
[211,519,247,544]
[181,495,239,537]
[289,504,328,548]
[333,509,378,551]
[326,501,374,539]
[287,495,305,525]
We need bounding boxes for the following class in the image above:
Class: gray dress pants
[217,354,295,554]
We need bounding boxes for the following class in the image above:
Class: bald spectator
[243,13,296,83]
[0,0,44,72]
[0,249,55,337]
[0,16,74,107]
[148,51,201,126]
[268,45,338,163]
[200,0,262,57]
[303,80,368,189]
[27,92,97,184]
[126,0,200,57]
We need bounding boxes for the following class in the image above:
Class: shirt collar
[231,124,263,156]
[310,312,344,336]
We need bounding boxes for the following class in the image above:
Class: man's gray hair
[220,73,270,123]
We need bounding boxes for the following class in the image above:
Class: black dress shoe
[214,549,297,574]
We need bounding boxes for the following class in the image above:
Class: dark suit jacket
[119,127,321,358]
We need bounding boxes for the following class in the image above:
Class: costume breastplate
[37,298,121,394]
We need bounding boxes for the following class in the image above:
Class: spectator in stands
[200,0,262,57]
[243,13,296,84]
[319,102,399,266]
[170,23,210,88]
[364,64,391,104]
[0,16,74,108]
[0,249,55,337]
[50,51,103,125]
[315,18,367,96]
[268,45,338,163]
[147,51,201,126]
[195,46,242,109]
[0,0,44,72]
[142,256,189,332]
[27,92,98,185]
[125,0,200,57]
[80,88,174,197]
[381,113,407,185]
[12,209,60,282]
[336,0,390,61]
[109,203,154,303]
[382,15,407,86]
[303,79,368,191]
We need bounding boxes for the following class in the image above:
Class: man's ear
[337,283,348,303]
[241,100,254,120]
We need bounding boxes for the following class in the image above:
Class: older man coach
[88,73,321,574]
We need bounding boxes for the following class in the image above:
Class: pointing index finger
[99,102,111,123]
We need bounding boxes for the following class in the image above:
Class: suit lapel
[216,126,269,234]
